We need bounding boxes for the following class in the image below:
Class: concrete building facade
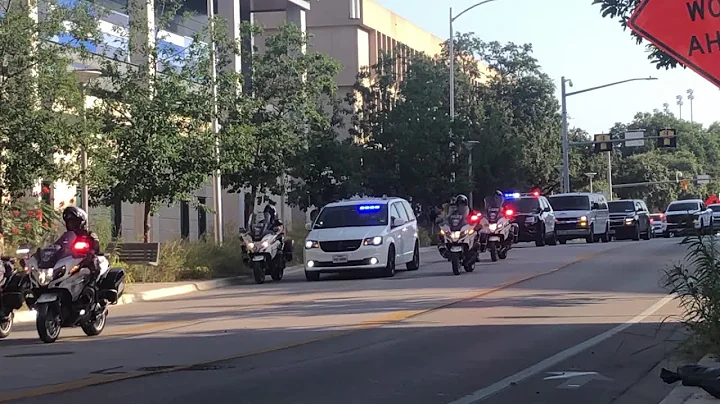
[17,0,453,243]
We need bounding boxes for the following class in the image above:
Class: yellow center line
[0,250,604,402]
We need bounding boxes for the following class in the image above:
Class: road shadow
[0,319,689,404]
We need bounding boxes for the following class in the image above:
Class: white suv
[303,197,420,281]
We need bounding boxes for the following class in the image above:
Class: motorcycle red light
[470,214,481,223]
[72,240,90,254]
[649,218,654,223]
[505,209,514,216]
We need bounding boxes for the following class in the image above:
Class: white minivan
[548,193,611,244]
[303,197,420,281]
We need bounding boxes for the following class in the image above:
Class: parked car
[607,199,652,240]
[303,196,420,281]
[663,199,713,237]
[547,193,610,244]
[649,213,664,236]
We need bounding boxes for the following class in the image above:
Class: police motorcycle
[0,246,34,338]
[479,191,519,262]
[438,195,482,275]
[240,206,294,284]
[24,232,125,343]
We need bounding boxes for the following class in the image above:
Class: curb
[12,264,303,325]
[660,354,720,404]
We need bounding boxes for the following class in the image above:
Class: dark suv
[503,194,557,246]
[607,199,651,240]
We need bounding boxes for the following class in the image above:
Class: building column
[128,0,155,76]
[217,0,253,94]
[286,3,307,54]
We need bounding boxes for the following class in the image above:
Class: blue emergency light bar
[504,192,520,199]
[358,205,382,211]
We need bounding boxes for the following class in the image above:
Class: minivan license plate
[332,255,348,264]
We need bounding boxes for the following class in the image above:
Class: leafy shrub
[1,198,62,255]
[665,234,720,354]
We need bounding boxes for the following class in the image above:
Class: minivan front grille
[320,240,363,253]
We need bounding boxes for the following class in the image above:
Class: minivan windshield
[313,204,389,229]
[608,201,635,213]
[667,201,700,212]
[548,195,590,211]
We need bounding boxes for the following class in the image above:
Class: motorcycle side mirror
[238,227,246,234]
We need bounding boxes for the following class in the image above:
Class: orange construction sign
[629,0,720,88]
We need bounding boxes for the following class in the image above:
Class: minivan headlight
[363,236,383,246]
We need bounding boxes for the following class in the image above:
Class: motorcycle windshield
[447,210,469,231]
[485,196,504,223]
[248,213,273,241]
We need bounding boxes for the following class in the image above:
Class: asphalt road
[0,237,688,403]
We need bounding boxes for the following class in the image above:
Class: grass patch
[122,238,251,283]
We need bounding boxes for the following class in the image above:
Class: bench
[105,242,160,266]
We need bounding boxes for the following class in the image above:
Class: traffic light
[594,134,612,153]
[657,128,677,148]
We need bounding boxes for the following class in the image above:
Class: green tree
[286,100,363,211]
[221,23,342,218]
[89,0,216,242]
[0,0,100,237]
[453,35,561,197]
[592,0,678,69]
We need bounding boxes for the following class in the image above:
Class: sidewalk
[13,264,304,324]
[660,355,720,404]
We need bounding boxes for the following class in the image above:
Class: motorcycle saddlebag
[282,239,294,262]
[99,267,126,305]
[1,273,31,311]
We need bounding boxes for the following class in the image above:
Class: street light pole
[584,172,597,193]
[72,68,103,219]
[208,0,223,244]
[560,76,657,193]
[607,151,613,201]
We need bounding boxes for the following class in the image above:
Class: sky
[374,0,718,135]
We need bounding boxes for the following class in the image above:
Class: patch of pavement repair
[659,354,720,404]
[0,246,609,403]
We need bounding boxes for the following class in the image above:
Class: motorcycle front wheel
[451,256,461,275]
[253,263,266,284]
[36,303,61,343]
[489,242,498,262]
[0,312,13,338]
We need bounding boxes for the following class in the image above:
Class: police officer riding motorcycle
[479,190,518,262]
[437,194,483,275]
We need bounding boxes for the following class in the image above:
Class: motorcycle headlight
[450,231,461,241]
[261,241,270,249]
[38,268,54,285]
[488,223,498,232]
[246,242,255,252]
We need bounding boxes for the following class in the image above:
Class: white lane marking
[446,294,675,404]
